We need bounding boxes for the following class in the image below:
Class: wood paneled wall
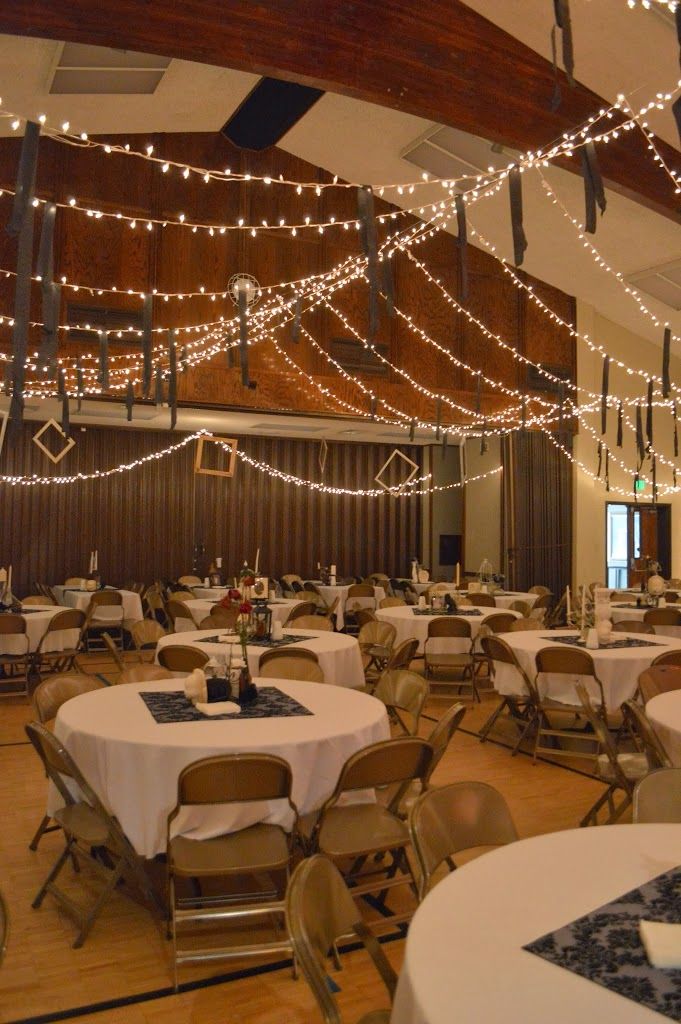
[0,423,421,595]
[0,131,576,428]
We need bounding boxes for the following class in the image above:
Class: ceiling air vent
[401,125,518,185]
[49,42,171,95]
[626,259,681,311]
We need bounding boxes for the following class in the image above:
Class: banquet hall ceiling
[0,1,677,362]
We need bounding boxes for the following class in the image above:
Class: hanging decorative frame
[0,409,7,459]
[194,434,238,478]
[32,417,76,464]
[319,438,328,476]
[374,448,419,494]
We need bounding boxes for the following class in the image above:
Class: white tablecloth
[645,691,681,765]
[376,606,520,654]
[177,598,302,633]
[391,824,681,1024]
[52,677,389,858]
[156,627,365,689]
[0,605,79,655]
[191,585,230,601]
[53,587,143,623]
[312,584,386,630]
[499,628,681,711]
[610,602,681,637]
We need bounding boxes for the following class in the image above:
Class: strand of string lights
[619,93,681,194]
[0,429,209,486]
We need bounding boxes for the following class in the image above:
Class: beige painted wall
[464,435,503,577]
[573,301,681,587]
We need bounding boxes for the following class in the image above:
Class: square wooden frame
[32,418,76,465]
[374,447,419,494]
[194,435,238,478]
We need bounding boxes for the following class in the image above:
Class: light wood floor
[0,656,609,1024]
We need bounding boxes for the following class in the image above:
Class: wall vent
[49,42,170,95]
[626,259,681,311]
[401,125,518,185]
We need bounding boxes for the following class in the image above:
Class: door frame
[604,501,672,584]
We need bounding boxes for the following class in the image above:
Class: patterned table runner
[411,608,482,617]
[525,866,681,1020]
[198,633,311,648]
[140,686,313,722]
[541,635,662,650]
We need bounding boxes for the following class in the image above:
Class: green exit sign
[634,479,646,493]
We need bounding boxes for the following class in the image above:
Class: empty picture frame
[194,434,238,478]
[32,418,76,464]
[374,447,419,494]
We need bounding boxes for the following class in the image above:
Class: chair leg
[32,840,74,908]
[29,814,58,851]
[479,697,508,742]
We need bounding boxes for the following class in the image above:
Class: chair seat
[318,804,408,858]
[597,752,649,783]
[170,822,289,876]
[54,803,111,845]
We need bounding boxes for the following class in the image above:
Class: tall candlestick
[254,548,260,575]
[455,562,460,588]
[94,550,98,572]
[566,585,571,620]
[7,565,11,594]
[581,585,586,630]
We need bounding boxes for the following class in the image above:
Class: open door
[606,502,671,588]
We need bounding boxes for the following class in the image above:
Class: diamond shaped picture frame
[319,439,328,476]
[0,409,7,460]
[32,418,76,465]
[194,435,238,478]
[374,448,419,494]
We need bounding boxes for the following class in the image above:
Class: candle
[88,551,93,574]
[216,556,222,568]
[0,568,6,584]
[581,585,586,629]
[7,565,11,594]
[566,585,571,620]
[455,562,460,588]
[234,577,238,589]
[94,550,98,572]
[254,548,260,575]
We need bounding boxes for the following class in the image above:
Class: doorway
[605,502,671,588]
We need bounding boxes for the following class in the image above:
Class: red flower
[227,588,241,600]
[239,600,252,615]
[242,575,256,587]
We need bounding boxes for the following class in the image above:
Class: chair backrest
[157,645,209,672]
[410,782,518,899]
[199,614,228,630]
[379,596,406,608]
[347,584,374,598]
[633,768,681,823]
[88,591,123,608]
[22,595,48,605]
[427,616,472,638]
[529,593,552,617]
[285,601,318,622]
[354,608,377,629]
[644,608,681,626]
[479,612,516,634]
[535,646,596,677]
[37,608,86,653]
[358,620,396,649]
[612,620,655,634]
[508,600,530,616]
[258,652,324,683]
[425,702,466,782]
[622,699,672,768]
[574,682,626,782]
[178,575,202,587]
[0,614,26,636]
[281,574,303,587]
[328,737,432,800]
[117,665,172,684]
[372,670,429,734]
[292,615,332,631]
[651,650,681,668]
[638,665,681,703]
[508,618,543,631]
[481,635,538,701]
[529,585,551,596]
[175,752,295,805]
[166,599,194,628]
[666,591,679,603]
[386,637,419,671]
[208,605,239,629]
[130,618,167,650]
[465,593,496,608]
[285,855,397,1024]
[32,673,105,723]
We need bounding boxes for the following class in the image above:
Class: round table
[645,690,681,765]
[391,824,681,1024]
[500,628,681,711]
[52,677,389,858]
[53,586,143,623]
[610,602,681,638]
[156,627,365,689]
[0,605,79,655]
[191,585,230,601]
[310,583,386,630]
[177,598,301,632]
[376,605,520,653]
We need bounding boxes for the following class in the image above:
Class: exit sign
[634,479,646,493]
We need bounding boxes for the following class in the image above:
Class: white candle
[581,585,586,629]
[216,556,222,569]
[254,548,260,575]
[566,585,571,620]
[7,565,11,593]
[94,550,98,572]
[455,562,460,588]
[88,551,93,574]
[0,568,6,584]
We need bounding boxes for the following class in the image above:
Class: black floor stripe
[457,722,603,781]
[6,929,405,1024]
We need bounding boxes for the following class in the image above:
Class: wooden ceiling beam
[1,0,679,221]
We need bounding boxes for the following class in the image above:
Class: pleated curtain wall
[502,431,572,598]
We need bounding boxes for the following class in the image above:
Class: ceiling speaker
[222,77,324,150]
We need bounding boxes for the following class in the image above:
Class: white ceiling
[0,2,677,441]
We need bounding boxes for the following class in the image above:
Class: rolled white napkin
[184,668,207,704]
[195,700,241,716]
[639,920,681,968]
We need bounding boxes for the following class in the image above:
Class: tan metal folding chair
[258,648,324,682]
[157,645,209,672]
[372,669,428,735]
[479,635,540,753]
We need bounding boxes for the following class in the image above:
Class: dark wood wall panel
[0,424,421,594]
[0,131,576,431]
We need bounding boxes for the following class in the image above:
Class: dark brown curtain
[502,431,571,598]
[0,424,421,594]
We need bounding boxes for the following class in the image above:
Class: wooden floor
[0,655,609,1024]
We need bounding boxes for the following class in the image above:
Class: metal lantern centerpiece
[251,600,272,638]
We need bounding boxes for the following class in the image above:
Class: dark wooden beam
[1,0,679,221]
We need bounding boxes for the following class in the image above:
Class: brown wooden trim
[0,1,678,221]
